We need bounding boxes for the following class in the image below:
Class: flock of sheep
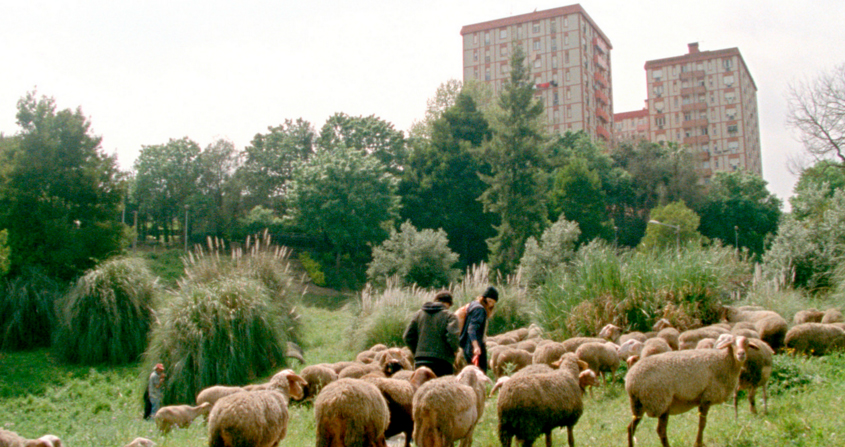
[4,304,844,447]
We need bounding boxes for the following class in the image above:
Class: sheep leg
[733,390,739,419]
[656,412,670,447]
[544,430,553,447]
[566,426,575,447]
[627,415,642,447]
[762,384,768,414]
[748,387,757,415]
[694,404,710,447]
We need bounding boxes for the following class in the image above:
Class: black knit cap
[482,286,499,301]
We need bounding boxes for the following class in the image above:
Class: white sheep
[784,322,845,355]
[735,338,774,415]
[574,341,620,382]
[497,352,596,447]
[196,385,245,408]
[0,430,58,447]
[625,334,756,447]
[412,365,490,447]
[155,402,212,433]
[314,378,390,447]
[123,438,155,447]
[208,389,292,447]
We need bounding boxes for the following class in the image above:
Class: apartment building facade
[460,5,613,144]
[614,106,650,144]
[638,43,762,180]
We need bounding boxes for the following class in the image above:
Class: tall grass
[536,241,749,338]
[145,234,302,404]
[52,257,157,365]
[0,268,63,351]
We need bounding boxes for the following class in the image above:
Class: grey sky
[2,0,843,204]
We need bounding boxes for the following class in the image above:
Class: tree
[400,92,495,267]
[288,146,399,269]
[479,44,550,273]
[318,113,406,173]
[408,79,463,140]
[237,119,315,214]
[786,64,845,164]
[549,157,610,245]
[132,137,201,244]
[0,92,126,279]
[194,139,241,238]
[697,171,781,258]
[366,221,459,289]
[639,201,702,251]
[791,159,845,220]
[519,215,580,286]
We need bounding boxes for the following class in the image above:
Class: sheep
[515,339,538,353]
[328,361,358,374]
[735,339,774,416]
[753,315,788,351]
[0,430,57,447]
[527,324,544,339]
[598,323,623,342]
[356,349,379,364]
[364,367,438,447]
[196,385,245,408]
[695,338,716,350]
[793,308,824,324]
[492,347,533,378]
[561,336,608,353]
[315,378,391,447]
[123,438,155,447]
[207,370,305,447]
[656,327,680,351]
[626,337,672,367]
[652,318,673,332]
[731,326,761,339]
[412,365,490,447]
[784,323,845,355]
[721,306,780,323]
[532,341,568,366]
[300,364,339,400]
[618,339,644,362]
[822,308,843,324]
[208,390,292,447]
[497,352,596,447]
[678,325,728,350]
[574,341,621,382]
[155,402,211,433]
[625,335,755,447]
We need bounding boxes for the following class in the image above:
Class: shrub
[298,251,326,286]
[146,277,290,405]
[347,282,427,351]
[0,268,63,351]
[518,216,580,286]
[536,241,748,338]
[53,257,157,364]
[367,221,459,289]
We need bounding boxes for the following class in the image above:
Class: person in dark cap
[459,286,498,373]
[403,290,460,377]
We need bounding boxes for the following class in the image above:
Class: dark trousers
[415,357,455,377]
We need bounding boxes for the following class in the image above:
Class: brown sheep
[315,378,391,447]
[735,339,774,415]
[574,341,620,382]
[561,337,607,353]
[492,348,533,378]
[822,308,843,324]
[532,341,568,366]
[364,367,437,447]
[0,430,58,447]
[784,323,845,355]
[155,402,211,433]
[412,365,490,447]
[208,390,292,447]
[300,364,339,400]
[793,308,824,324]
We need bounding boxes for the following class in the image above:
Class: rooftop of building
[645,43,757,90]
[460,3,612,49]
[614,108,649,120]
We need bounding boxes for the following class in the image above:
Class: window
[567,106,572,117]
[684,112,692,121]
[473,34,478,45]
[724,75,734,86]
[654,101,664,113]
[653,69,663,80]
[534,57,541,68]
[553,92,559,105]
[726,108,737,119]
[500,29,508,39]
[484,33,490,45]
[723,58,733,71]
[564,17,568,27]
[552,56,558,68]
[473,51,478,62]
[566,88,571,100]
[564,50,569,64]
[728,141,739,152]
[551,39,557,51]
[533,40,541,51]
[701,126,708,135]
[501,64,508,74]
[533,22,540,33]
[654,85,664,97]
[725,92,736,103]
[565,70,571,82]
[550,20,557,33]
[500,46,508,57]
[655,117,666,128]
[485,68,490,81]
[564,35,569,45]
[485,51,490,63]
[727,124,738,134]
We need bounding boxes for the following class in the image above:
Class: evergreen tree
[478,44,549,273]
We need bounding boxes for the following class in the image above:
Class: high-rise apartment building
[460,5,613,144]
[614,105,650,144]
[616,43,761,181]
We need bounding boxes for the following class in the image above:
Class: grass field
[1,302,844,447]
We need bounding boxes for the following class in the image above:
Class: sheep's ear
[576,359,589,371]
[287,373,307,401]
[747,339,761,350]
[626,355,639,368]
[550,359,561,369]
[715,334,735,350]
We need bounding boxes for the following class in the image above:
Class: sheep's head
[409,366,436,389]
[270,369,308,401]
[619,339,643,360]
[715,334,752,363]
[383,359,404,376]
[196,402,212,415]
[578,369,597,390]
[652,318,673,332]
[457,365,491,388]
[598,324,621,341]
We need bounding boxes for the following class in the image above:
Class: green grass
[2,304,844,447]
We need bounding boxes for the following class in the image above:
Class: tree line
[0,46,797,286]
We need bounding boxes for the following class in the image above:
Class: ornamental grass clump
[0,268,63,351]
[146,234,302,404]
[53,257,158,364]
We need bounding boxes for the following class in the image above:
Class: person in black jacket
[403,291,460,377]
[459,286,498,373]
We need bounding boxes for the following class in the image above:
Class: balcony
[684,135,710,145]
[594,71,608,88]
[594,89,609,105]
[596,107,610,123]
[594,54,608,71]
[682,118,709,129]
[698,151,711,161]
[680,70,706,80]
[681,86,706,95]
[592,37,607,54]
[681,102,708,112]
[596,124,611,141]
